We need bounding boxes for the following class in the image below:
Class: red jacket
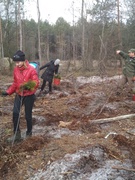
[6,60,39,96]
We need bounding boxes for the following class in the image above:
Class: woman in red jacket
[2,50,39,142]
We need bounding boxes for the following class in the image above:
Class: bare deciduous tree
[0,15,4,58]
[37,0,41,65]
[18,0,22,50]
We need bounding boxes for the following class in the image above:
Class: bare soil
[0,73,135,179]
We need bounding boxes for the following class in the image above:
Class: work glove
[20,80,36,91]
[1,91,8,96]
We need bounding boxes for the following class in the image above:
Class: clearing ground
[0,63,135,179]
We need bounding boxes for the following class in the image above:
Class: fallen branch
[112,166,135,172]
[65,67,82,79]
[109,153,123,162]
[90,114,135,124]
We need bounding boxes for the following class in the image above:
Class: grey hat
[128,49,135,53]
[54,59,60,65]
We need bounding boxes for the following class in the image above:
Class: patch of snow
[29,146,135,180]
[33,125,82,139]
[76,75,122,84]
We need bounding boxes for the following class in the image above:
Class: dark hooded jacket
[40,60,59,82]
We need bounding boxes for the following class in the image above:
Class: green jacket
[119,51,135,77]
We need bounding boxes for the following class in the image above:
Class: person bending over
[39,59,60,94]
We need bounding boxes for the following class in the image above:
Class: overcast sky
[25,0,83,25]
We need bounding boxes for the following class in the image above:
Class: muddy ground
[0,72,135,179]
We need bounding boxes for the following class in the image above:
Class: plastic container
[53,78,60,86]
[133,94,135,101]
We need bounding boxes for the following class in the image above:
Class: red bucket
[133,94,135,101]
[53,78,60,86]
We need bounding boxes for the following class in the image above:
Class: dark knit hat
[13,50,25,61]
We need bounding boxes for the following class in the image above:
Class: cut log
[90,114,135,124]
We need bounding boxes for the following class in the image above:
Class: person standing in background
[116,49,135,96]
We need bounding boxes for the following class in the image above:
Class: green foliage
[54,74,61,79]
[54,17,71,34]
[20,80,36,91]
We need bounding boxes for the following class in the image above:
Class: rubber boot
[26,131,32,138]
[35,90,43,97]
[7,131,22,143]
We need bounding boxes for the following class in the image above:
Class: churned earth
[0,74,135,180]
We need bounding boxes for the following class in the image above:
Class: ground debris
[1,75,135,179]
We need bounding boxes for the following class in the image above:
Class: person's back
[39,59,60,95]
[30,61,40,76]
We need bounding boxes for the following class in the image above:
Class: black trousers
[41,79,52,92]
[13,94,35,134]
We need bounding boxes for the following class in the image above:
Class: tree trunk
[0,15,4,58]
[81,0,85,62]
[37,0,42,65]
[117,0,122,67]
[18,0,22,50]
[72,1,76,67]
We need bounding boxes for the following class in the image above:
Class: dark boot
[26,131,32,137]
[49,91,53,94]
[44,90,49,94]
[7,131,22,143]
[36,90,43,97]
